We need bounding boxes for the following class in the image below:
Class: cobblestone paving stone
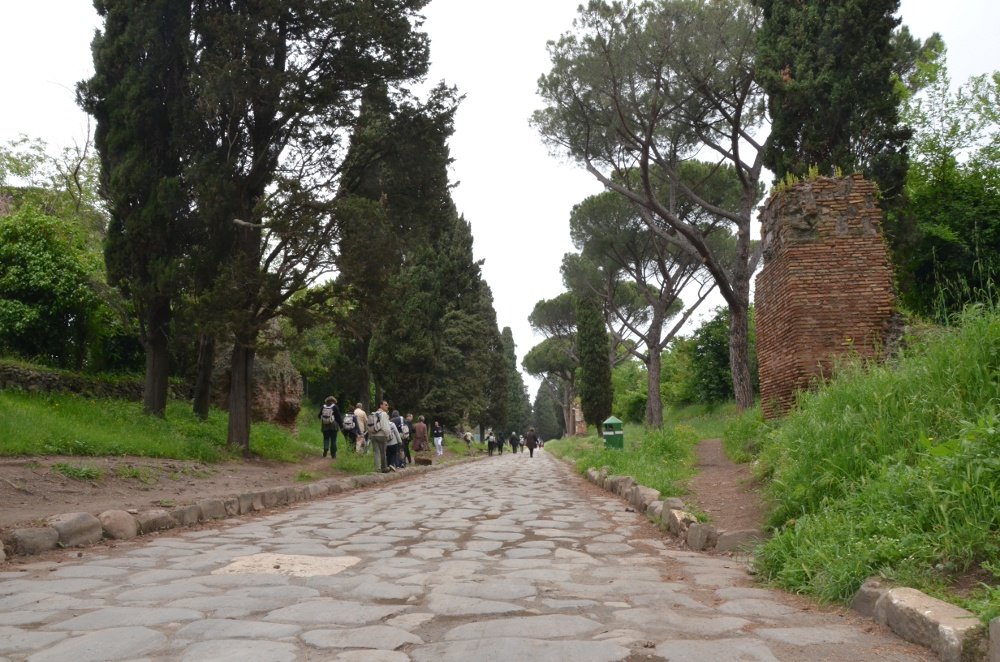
[0,451,936,661]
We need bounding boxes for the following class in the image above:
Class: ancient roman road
[1,450,933,661]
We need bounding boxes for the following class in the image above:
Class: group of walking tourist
[318,396,540,472]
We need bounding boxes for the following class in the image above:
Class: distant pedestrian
[370,400,392,473]
[353,402,369,454]
[509,431,520,455]
[432,420,444,456]
[486,430,496,456]
[412,416,429,452]
[318,396,342,459]
[524,427,539,457]
[402,413,414,464]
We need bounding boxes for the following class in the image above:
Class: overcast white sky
[2,1,998,396]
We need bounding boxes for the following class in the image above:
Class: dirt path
[686,438,766,531]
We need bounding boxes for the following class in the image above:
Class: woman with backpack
[318,396,342,459]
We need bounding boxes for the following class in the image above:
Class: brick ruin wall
[755,175,896,418]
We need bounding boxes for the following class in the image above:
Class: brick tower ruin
[755,175,896,418]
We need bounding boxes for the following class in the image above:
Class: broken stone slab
[715,529,767,553]
[586,468,601,484]
[852,576,888,619]
[686,522,719,551]
[604,475,634,497]
[9,527,59,555]
[666,509,698,536]
[135,509,178,534]
[873,587,985,662]
[171,504,202,527]
[99,510,138,540]
[47,512,103,547]
[646,501,664,521]
[198,499,227,520]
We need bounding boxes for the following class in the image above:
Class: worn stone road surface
[0,451,934,661]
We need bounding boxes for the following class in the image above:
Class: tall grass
[753,305,1000,618]
[545,423,701,497]
[0,391,313,462]
[758,305,1000,529]
[663,402,740,439]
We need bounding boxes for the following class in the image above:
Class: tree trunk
[729,299,754,411]
[142,296,171,417]
[226,335,257,455]
[645,345,664,428]
[562,381,575,435]
[192,333,215,421]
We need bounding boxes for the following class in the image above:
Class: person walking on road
[524,427,539,457]
[412,415,429,452]
[432,420,444,456]
[509,430,520,455]
[353,402,369,454]
[318,396,342,459]
[402,413,415,464]
[370,401,393,472]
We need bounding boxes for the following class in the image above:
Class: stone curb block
[666,509,697,536]
[851,577,887,619]
[632,486,661,513]
[171,505,202,527]
[1,453,481,561]
[99,510,138,540]
[9,527,59,555]
[715,529,766,553]
[198,499,227,520]
[873,587,985,662]
[686,522,719,551]
[135,509,178,534]
[47,512,103,548]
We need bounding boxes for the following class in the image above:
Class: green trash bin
[602,416,624,450]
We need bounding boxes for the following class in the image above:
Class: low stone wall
[0,362,186,401]
[585,465,994,661]
[584,466,766,554]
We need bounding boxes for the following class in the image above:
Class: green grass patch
[721,405,771,463]
[52,463,103,481]
[663,402,741,439]
[115,465,157,485]
[754,305,1000,620]
[0,391,314,462]
[545,423,700,497]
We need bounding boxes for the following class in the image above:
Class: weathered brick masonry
[756,175,896,418]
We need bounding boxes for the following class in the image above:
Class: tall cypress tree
[576,295,613,435]
[78,0,192,417]
[756,0,911,197]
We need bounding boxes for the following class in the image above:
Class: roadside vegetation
[727,305,1000,621]
[546,423,703,498]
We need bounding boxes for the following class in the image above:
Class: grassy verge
[545,423,701,498]
[663,402,741,440]
[0,391,313,462]
[751,305,1000,621]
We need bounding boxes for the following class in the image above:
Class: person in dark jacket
[318,396,342,459]
[524,427,539,457]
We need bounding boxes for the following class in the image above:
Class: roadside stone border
[0,458,472,561]
[583,466,766,555]
[584,464,998,661]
